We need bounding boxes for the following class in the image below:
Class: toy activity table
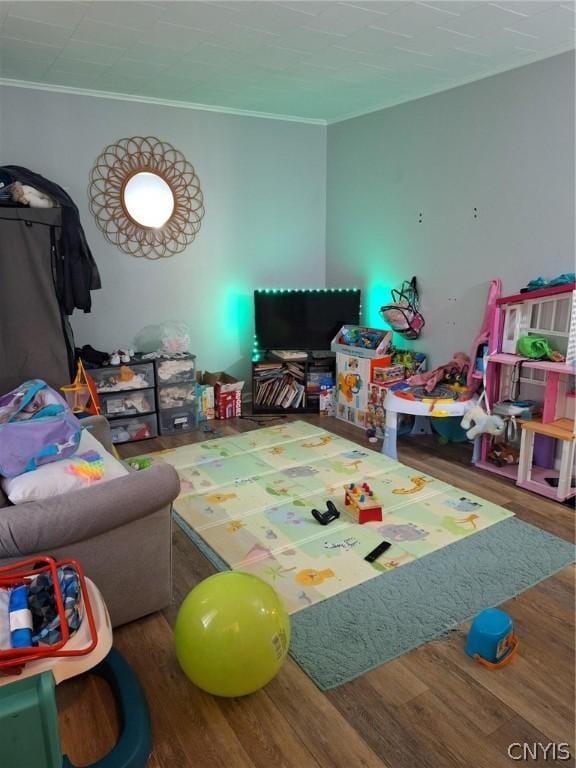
[381,389,478,460]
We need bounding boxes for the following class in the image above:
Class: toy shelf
[487,353,574,375]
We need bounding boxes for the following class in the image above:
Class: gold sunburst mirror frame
[88,136,205,259]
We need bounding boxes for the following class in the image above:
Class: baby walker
[0,557,151,768]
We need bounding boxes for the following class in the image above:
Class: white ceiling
[0,1,574,122]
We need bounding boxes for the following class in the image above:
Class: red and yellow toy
[344,482,383,524]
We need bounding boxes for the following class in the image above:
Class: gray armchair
[0,416,180,627]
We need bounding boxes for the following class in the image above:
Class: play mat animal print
[139,421,513,613]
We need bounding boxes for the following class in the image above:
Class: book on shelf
[253,371,307,409]
[270,350,308,361]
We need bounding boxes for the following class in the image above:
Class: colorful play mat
[138,422,514,615]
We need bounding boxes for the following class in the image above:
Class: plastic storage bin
[109,414,157,444]
[155,356,196,385]
[159,404,197,435]
[99,388,156,418]
[91,363,154,393]
[157,383,196,410]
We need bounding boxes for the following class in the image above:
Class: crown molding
[0,77,328,126]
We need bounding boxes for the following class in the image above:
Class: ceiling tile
[238,43,308,69]
[162,58,224,81]
[275,26,345,51]
[434,2,539,35]
[83,1,165,31]
[1,15,72,47]
[307,3,390,34]
[414,2,484,16]
[504,5,576,41]
[139,73,198,97]
[58,40,125,66]
[209,22,281,51]
[180,42,249,67]
[73,19,142,48]
[0,56,48,79]
[337,25,422,53]
[122,42,185,67]
[157,2,238,32]
[0,36,61,64]
[275,2,331,16]
[6,1,87,29]
[91,71,147,93]
[226,3,310,33]
[44,57,108,77]
[38,66,99,88]
[338,2,406,15]
[488,2,556,17]
[137,21,210,50]
[370,1,469,33]
[112,56,171,78]
[305,43,374,66]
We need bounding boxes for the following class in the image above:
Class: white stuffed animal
[460,406,505,440]
[12,181,55,208]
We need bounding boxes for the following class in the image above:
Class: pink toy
[344,482,383,524]
[407,352,470,393]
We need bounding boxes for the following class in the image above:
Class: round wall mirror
[89,136,204,259]
[123,172,175,229]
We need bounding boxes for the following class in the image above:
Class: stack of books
[253,361,306,409]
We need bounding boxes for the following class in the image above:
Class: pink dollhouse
[475,282,575,502]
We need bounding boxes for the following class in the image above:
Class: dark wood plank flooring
[57,415,575,768]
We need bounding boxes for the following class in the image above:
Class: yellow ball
[174,572,290,697]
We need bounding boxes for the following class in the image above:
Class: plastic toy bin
[91,363,154,393]
[157,383,196,410]
[159,403,197,435]
[155,355,196,385]
[110,414,158,444]
[99,388,156,418]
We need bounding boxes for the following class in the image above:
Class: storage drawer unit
[110,414,158,444]
[155,355,196,385]
[157,383,196,410]
[91,362,154,393]
[159,404,197,435]
[155,354,198,435]
[99,388,156,418]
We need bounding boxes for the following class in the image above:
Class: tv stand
[252,351,335,414]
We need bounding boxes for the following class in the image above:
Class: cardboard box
[195,372,215,421]
[204,372,244,419]
[331,325,392,360]
[373,364,404,385]
[336,351,394,413]
[319,378,335,417]
[336,402,367,429]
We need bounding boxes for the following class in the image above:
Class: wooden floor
[57,415,575,768]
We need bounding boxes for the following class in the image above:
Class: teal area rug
[174,512,574,690]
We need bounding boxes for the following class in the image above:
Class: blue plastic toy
[465,608,518,669]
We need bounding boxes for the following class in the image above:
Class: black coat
[1,165,101,314]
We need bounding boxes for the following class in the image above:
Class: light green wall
[326,52,575,367]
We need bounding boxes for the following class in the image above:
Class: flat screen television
[254,289,361,351]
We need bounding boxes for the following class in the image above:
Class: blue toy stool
[465,608,518,669]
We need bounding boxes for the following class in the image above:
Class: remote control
[364,541,391,563]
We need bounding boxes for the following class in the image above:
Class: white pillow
[1,428,129,504]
